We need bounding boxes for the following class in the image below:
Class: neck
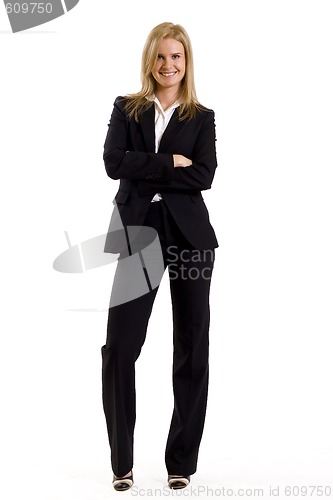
[155,87,180,110]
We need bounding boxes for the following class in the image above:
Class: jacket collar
[139,95,185,153]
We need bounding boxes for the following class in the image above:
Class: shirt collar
[146,94,180,115]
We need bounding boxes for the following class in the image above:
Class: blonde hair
[124,22,203,121]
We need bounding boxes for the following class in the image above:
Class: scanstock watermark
[53,197,166,309]
[129,484,333,497]
[3,0,80,33]
[53,205,214,309]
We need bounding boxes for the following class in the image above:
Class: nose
[162,56,173,69]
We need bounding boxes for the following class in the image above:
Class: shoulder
[183,103,215,123]
[112,95,153,121]
[111,96,133,122]
[113,95,129,110]
[198,102,215,113]
[197,104,215,117]
[191,105,215,128]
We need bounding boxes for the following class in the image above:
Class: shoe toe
[113,474,133,491]
[168,475,190,489]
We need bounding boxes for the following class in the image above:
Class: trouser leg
[165,248,215,475]
[101,202,166,477]
[101,287,159,477]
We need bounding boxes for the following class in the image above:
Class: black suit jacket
[103,96,219,252]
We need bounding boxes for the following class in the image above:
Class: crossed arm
[103,100,218,192]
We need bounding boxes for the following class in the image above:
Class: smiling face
[151,38,186,93]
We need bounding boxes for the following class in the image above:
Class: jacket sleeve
[138,110,218,193]
[103,98,175,181]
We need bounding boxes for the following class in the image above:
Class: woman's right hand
[173,154,192,167]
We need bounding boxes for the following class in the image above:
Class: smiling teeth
[161,72,176,76]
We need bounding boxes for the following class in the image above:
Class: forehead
[157,38,184,54]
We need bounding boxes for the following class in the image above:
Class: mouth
[159,71,178,77]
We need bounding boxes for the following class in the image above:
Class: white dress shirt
[148,95,180,202]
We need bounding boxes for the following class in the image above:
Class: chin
[160,79,182,88]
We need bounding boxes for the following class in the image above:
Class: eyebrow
[158,52,183,56]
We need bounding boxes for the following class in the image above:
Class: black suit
[103,96,218,252]
[101,96,218,478]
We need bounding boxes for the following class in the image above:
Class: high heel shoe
[112,471,133,491]
[168,474,190,489]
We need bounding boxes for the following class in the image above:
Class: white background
[1,1,333,498]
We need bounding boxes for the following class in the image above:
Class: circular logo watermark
[3,0,80,33]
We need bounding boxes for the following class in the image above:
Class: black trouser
[101,200,215,477]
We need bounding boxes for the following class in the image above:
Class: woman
[101,22,218,491]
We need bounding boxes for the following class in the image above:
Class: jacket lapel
[139,103,155,153]
[139,104,186,154]
[158,108,185,152]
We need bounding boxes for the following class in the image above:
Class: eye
[157,54,164,60]
[172,54,180,59]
